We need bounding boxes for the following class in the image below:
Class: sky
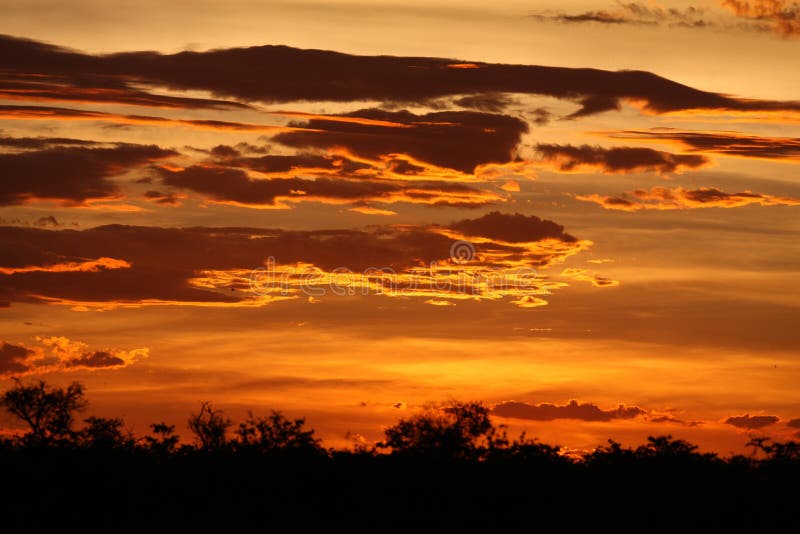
[0,0,799,454]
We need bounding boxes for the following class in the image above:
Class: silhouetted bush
[235,410,323,454]
[187,401,231,451]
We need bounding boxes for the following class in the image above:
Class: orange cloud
[0,337,148,377]
[576,186,800,211]
[560,268,620,287]
[721,0,800,37]
[0,257,131,275]
[347,206,397,216]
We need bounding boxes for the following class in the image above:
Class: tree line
[1,378,797,463]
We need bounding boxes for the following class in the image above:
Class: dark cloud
[143,190,182,206]
[787,418,800,428]
[528,108,552,126]
[0,341,34,374]
[4,34,800,117]
[220,152,370,174]
[493,400,645,421]
[273,109,528,173]
[648,415,703,427]
[0,135,98,149]
[65,350,126,368]
[454,93,517,113]
[0,142,177,206]
[33,216,62,228]
[531,3,710,28]
[0,57,251,110]
[609,129,800,160]
[725,414,780,429]
[450,211,576,243]
[0,215,66,228]
[536,144,708,173]
[0,104,285,133]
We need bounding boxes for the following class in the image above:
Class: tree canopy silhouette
[187,401,231,450]
[380,401,494,458]
[235,410,322,454]
[0,379,86,444]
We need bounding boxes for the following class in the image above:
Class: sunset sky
[1,0,799,454]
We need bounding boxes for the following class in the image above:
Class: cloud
[0,215,66,228]
[424,299,455,306]
[0,336,148,377]
[4,34,800,117]
[0,213,588,308]
[531,3,710,27]
[348,206,397,216]
[0,342,34,374]
[0,35,251,110]
[560,268,619,287]
[722,0,800,37]
[536,144,708,174]
[0,142,177,206]
[155,165,501,209]
[272,109,529,173]
[143,190,183,206]
[449,211,576,243]
[493,399,645,421]
[576,186,800,211]
[608,129,800,160]
[725,413,780,429]
[648,415,704,427]
[0,257,131,275]
[0,135,97,149]
[453,93,518,113]
[0,104,291,133]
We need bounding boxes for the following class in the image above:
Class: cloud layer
[0,337,148,377]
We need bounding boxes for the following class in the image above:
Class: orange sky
[1,0,799,454]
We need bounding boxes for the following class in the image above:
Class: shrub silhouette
[142,422,180,454]
[380,401,493,458]
[187,401,231,450]
[81,416,131,449]
[0,379,86,444]
[235,410,322,454]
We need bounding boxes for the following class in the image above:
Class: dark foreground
[1,381,798,531]
[2,444,798,531]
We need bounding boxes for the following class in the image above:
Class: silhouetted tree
[187,402,231,450]
[235,410,322,454]
[380,401,493,458]
[486,428,565,462]
[0,379,86,444]
[142,422,180,454]
[81,416,131,449]
[635,435,717,461]
[747,437,800,463]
